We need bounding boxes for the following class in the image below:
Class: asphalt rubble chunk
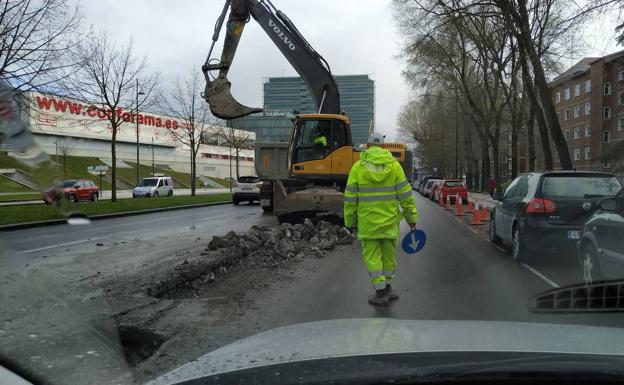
[148,219,354,299]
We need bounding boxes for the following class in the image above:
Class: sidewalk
[0,187,232,206]
[468,191,497,210]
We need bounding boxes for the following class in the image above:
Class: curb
[0,200,232,232]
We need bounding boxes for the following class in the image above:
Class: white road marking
[18,237,104,254]
[521,263,561,288]
[468,227,479,234]
[492,244,506,252]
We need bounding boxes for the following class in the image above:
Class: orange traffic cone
[445,195,451,210]
[455,196,465,216]
[466,201,475,213]
[480,206,489,222]
[470,202,483,225]
[438,193,444,207]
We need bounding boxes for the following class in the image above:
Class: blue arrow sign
[402,229,427,254]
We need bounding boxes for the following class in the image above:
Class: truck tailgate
[255,142,289,180]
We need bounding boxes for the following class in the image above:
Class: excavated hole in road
[117,325,166,366]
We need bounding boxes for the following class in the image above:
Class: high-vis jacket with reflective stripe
[343,145,418,240]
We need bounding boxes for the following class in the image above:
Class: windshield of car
[139,179,158,187]
[56,180,77,188]
[541,175,622,198]
[4,2,624,385]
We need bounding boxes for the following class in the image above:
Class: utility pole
[135,79,144,185]
[151,137,155,177]
[229,144,232,192]
[455,99,459,179]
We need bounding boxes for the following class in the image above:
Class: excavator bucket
[203,75,262,119]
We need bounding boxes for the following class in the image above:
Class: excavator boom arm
[203,0,340,119]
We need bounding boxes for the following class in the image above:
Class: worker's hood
[359,146,395,182]
[147,318,624,385]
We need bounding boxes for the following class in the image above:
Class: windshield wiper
[529,280,624,313]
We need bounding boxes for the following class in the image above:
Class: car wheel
[91,193,98,202]
[489,215,503,245]
[512,224,528,263]
[68,194,76,203]
[153,191,159,198]
[233,198,239,205]
[579,243,603,286]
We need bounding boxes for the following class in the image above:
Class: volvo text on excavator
[203,0,413,222]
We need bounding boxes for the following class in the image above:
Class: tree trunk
[111,123,117,202]
[190,146,196,196]
[463,113,477,191]
[480,132,490,192]
[63,156,68,179]
[235,147,240,179]
[527,104,536,171]
[504,0,572,169]
[511,127,518,179]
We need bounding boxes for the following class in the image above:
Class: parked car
[44,179,100,204]
[132,176,174,198]
[233,176,260,205]
[489,171,622,262]
[577,189,624,285]
[438,179,468,204]
[430,180,443,202]
[422,179,440,198]
[418,176,436,195]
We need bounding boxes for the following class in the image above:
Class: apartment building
[549,50,624,171]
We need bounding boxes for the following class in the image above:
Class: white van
[133,176,174,198]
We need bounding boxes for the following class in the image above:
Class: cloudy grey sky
[80,0,409,139]
[81,0,621,140]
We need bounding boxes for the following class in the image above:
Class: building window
[573,127,580,139]
[574,83,581,97]
[603,106,612,119]
[603,130,611,143]
[565,109,570,120]
[585,79,591,93]
[564,88,571,100]
[554,151,560,163]
[585,124,591,137]
[502,170,508,178]
[573,105,580,118]
[557,112,561,121]
[574,148,581,161]
[564,129,570,140]
[619,67,624,81]
[555,92,561,103]
[603,160,611,169]
[584,102,591,115]
[619,93,624,106]
[604,82,612,95]
[619,117,624,131]
[584,146,591,160]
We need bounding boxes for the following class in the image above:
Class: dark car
[43,179,100,204]
[489,171,622,262]
[577,189,624,285]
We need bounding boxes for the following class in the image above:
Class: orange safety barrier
[466,201,474,213]
[455,196,465,216]
[445,195,451,210]
[470,203,483,225]
[480,206,489,222]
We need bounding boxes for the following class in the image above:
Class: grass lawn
[0,193,232,226]
[207,176,233,188]
[0,193,42,202]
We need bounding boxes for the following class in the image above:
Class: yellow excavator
[203,0,413,222]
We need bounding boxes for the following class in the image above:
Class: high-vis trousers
[361,239,398,290]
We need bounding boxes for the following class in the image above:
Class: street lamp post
[135,79,144,185]
[151,137,155,177]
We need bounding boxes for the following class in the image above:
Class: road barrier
[480,206,489,222]
[466,201,474,213]
[455,196,465,216]
[445,195,451,210]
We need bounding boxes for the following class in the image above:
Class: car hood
[148,318,624,385]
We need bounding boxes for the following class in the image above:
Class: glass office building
[228,75,374,145]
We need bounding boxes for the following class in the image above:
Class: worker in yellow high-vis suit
[344,133,418,307]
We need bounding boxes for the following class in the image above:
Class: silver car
[132,176,174,198]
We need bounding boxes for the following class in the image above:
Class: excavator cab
[288,114,353,183]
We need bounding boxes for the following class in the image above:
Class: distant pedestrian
[487,176,496,197]
[344,133,419,307]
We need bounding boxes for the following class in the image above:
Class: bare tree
[213,126,253,180]
[162,70,209,196]
[57,139,73,179]
[63,32,158,201]
[0,0,81,94]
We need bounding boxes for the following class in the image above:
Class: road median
[0,193,232,230]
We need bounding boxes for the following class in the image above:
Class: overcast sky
[81,0,621,141]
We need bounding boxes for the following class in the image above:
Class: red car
[44,179,100,204]
[438,179,468,204]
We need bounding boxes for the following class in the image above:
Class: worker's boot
[368,289,389,307]
[385,284,399,301]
